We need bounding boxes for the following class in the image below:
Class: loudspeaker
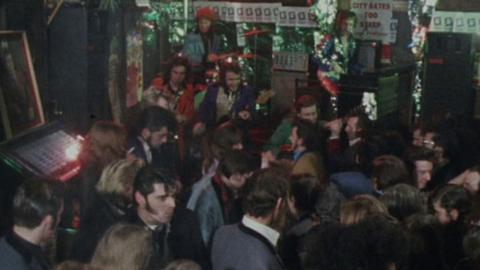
[422,33,476,122]
[48,5,88,132]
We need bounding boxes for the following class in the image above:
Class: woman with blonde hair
[72,159,144,263]
[90,224,153,270]
[340,194,389,225]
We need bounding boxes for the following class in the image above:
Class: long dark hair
[164,55,192,85]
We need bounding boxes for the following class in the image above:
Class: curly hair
[163,55,192,85]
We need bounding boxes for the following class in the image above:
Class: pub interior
[1,0,480,269]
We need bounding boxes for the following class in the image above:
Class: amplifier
[272,52,309,72]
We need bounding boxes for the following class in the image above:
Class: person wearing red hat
[183,7,225,84]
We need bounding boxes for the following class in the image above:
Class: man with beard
[326,110,370,172]
[128,106,178,172]
[211,168,289,270]
[125,166,209,269]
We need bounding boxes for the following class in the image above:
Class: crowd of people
[2,6,480,270]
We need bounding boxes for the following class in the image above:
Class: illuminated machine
[0,122,83,234]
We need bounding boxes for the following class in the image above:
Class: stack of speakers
[421,32,476,122]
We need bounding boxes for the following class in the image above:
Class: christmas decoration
[310,0,337,34]
[408,0,436,120]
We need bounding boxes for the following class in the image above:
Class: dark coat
[211,223,285,270]
[125,207,210,270]
[0,232,49,270]
[70,192,128,262]
[127,136,180,175]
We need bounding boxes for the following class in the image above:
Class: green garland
[311,0,337,34]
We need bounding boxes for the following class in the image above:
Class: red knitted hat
[196,7,218,21]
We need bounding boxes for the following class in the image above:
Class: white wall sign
[277,7,317,28]
[430,11,480,34]
[352,0,393,42]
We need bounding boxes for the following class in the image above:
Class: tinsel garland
[409,0,437,120]
[311,0,337,34]
[272,28,315,53]
[310,0,338,64]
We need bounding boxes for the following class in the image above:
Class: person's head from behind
[82,120,127,167]
[355,132,390,174]
[339,215,408,270]
[218,149,252,195]
[90,223,152,270]
[195,7,217,34]
[13,179,64,245]
[243,168,290,231]
[295,95,318,124]
[464,165,480,196]
[432,184,472,225]
[290,119,321,152]
[210,121,243,160]
[371,155,410,191]
[404,146,435,190]
[136,106,177,149]
[340,194,389,225]
[218,62,242,92]
[404,213,445,270]
[380,183,426,222]
[133,166,179,225]
[288,174,322,218]
[344,109,370,141]
[96,159,144,207]
[165,55,191,87]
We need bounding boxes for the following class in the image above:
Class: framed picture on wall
[0,31,45,140]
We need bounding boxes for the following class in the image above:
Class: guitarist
[195,61,255,129]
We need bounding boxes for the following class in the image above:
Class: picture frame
[0,31,45,140]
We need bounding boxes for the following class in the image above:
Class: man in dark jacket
[211,168,289,270]
[125,166,209,270]
[0,179,64,270]
[128,106,178,173]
